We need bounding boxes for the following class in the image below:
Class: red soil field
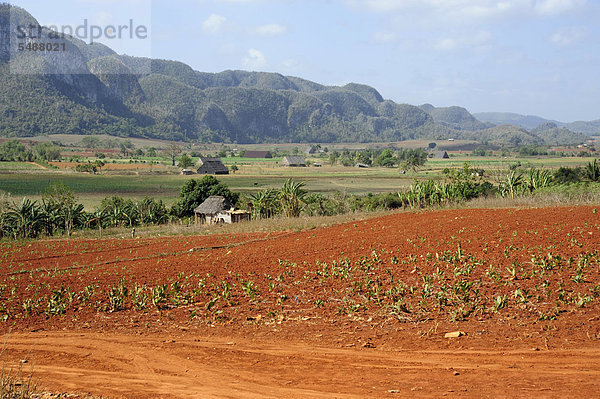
[1,206,600,398]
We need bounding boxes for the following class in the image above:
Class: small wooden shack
[281,156,306,167]
[194,196,250,225]
[196,157,229,175]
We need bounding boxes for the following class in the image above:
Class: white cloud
[534,0,587,16]
[354,0,528,19]
[433,31,492,51]
[550,27,586,46]
[471,30,493,48]
[281,58,301,72]
[350,0,587,21]
[372,31,397,43]
[254,24,287,36]
[202,14,226,34]
[91,11,114,26]
[434,38,458,51]
[242,48,267,70]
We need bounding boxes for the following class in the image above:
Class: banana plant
[500,171,524,198]
[279,179,307,218]
[585,159,600,182]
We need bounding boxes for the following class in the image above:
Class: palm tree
[279,179,307,218]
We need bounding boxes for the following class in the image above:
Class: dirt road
[3,331,600,398]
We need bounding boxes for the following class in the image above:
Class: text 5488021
[17,42,67,52]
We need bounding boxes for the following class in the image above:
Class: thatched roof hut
[194,196,232,216]
[432,151,449,159]
[281,156,306,167]
[194,196,231,225]
[305,146,317,155]
[193,196,250,225]
[197,157,229,175]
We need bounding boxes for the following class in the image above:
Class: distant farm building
[196,157,229,175]
[194,196,250,225]
[431,151,449,159]
[244,150,272,158]
[281,156,306,167]
[181,169,195,175]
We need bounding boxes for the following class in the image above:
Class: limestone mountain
[0,4,590,145]
[420,104,493,131]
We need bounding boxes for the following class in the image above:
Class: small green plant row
[0,269,278,322]
[2,247,598,326]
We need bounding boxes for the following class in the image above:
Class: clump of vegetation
[170,176,239,219]
[0,139,61,163]
[0,363,38,399]
[75,160,105,174]
[398,163,494,208]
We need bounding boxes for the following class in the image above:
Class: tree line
[2,160,600,240]
[0,139,61,162]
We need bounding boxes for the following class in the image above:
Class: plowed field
[2,206,600,398]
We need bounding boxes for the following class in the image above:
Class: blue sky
[10,0,600,122]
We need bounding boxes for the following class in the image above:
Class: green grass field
[0,162,44,170]
[0,170,413,209]
[0,154,596,210]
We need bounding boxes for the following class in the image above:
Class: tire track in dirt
[2,232,290,274]
[3,332,600,398]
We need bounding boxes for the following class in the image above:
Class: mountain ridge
[475,112,600,136]
[0,4,593,145]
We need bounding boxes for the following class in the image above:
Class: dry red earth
[2,206,600,398]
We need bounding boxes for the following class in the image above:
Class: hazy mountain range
[0,4,597,146]
[474,112,600,135]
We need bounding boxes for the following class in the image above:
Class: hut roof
[194,196,232,215]
[281,155,306,166]
[197,157,229,174]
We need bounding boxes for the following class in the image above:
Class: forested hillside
[0,4,591,145]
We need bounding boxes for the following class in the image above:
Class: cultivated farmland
[1,205,600,397]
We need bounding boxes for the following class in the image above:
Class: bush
[170,176,238,218]
[554,166,582,184]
